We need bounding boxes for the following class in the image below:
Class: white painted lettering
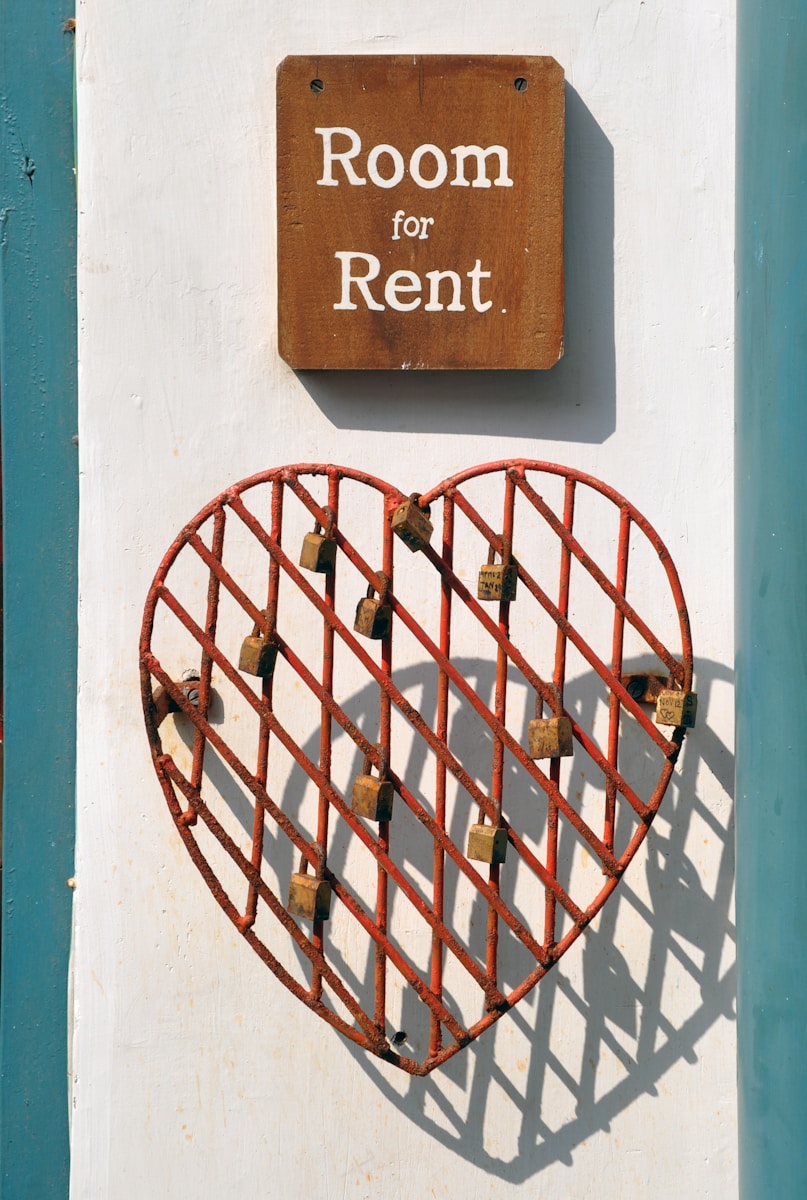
[409,144,448,190]
[467,259,493,311]
[450,145,513,189]
[367,144,405,188]
[316,128,513,189]
[384,270,422,311]
[424,270,466,312]
[391,212,434,240]
[333,254,494,314]
[315,127,366,187]
[333,252,385,310]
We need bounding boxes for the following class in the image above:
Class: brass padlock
[528,715,574,760]
[351,753,394,821]
[238,612,278,678]
[477,542,518,602]
[299,510,337,574]
[654,689,697,728]
[287,872,332,921]
[354,578,392,640]
[467,823,508,865]
[391,494,433,553]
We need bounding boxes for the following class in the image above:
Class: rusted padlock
[391,494,433,553]
[354,576,392,640]
[467,822,508,865]
[621,672,667,704]
[351,752,394,822]
[238,611,278,678]
[477,541,518,602]
[528,715,574,760]
[299,508,337,574]
[151,670,202,728]
[287,856,332,921]
[654,689,697,728]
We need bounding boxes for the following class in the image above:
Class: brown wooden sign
[277,56,564,370]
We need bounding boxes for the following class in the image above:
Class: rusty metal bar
[184,506,226,825]
[375,494,395,1031]
[545,476,576,948]
[485,473,517,985]
[604,507,631,855]
[242,480,283,930]
[311,473,339,997]
[429,494,453,1057]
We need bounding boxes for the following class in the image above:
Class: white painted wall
[71,1,736,1196]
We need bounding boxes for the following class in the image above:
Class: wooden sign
[277,55,564,370]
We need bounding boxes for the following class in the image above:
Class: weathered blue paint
[0,3,78,1197]
[736,2,807,1196]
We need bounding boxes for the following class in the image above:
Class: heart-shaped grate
[140,461,693,1075]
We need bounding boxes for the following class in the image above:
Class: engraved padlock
[238,611,278,678]
[299,509,337,574]
[351,753,394,822]
[391,494,433,553]
[528,715,574,760]
[654,689,697,728]
[477,542,518,602]
[467,822,508,865]
[287,854,332,921]
[354,576,392,640]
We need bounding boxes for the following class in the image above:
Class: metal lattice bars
[140,461,693,1075]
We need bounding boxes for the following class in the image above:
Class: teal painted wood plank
[0,3,78,1197]
[736,2,807,1197]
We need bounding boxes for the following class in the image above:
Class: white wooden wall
[71,2,736,1195]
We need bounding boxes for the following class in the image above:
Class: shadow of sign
[185,650,732,1176]
[293,85,615,445]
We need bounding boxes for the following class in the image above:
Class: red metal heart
[140,461,693,1075]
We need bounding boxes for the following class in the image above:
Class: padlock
[287,872,332,921]
[354,579,392,640]
[299,511,337,574]
[351,754,394,821]
[621,672,666,704]
[391,494,433,553]
[528,715,574,759]
[467,823,508,865]
[477,543,518,602]
[654,689,697,728]
[238,613,278,678]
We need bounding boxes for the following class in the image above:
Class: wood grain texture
[277,55,564,369]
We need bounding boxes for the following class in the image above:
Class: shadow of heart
[301,658,732,1178]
